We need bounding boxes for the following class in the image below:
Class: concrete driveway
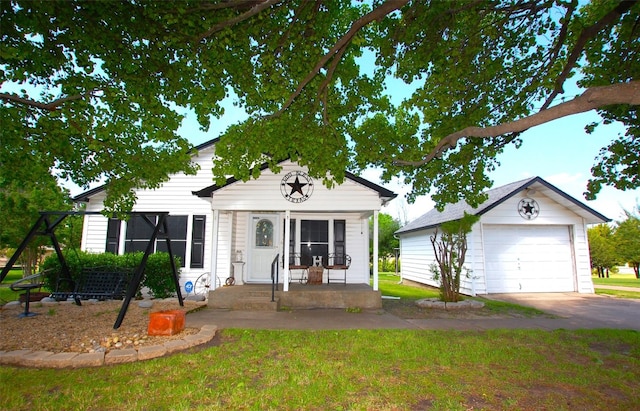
[487,293,640,330]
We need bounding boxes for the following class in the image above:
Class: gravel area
[0,299,205,354]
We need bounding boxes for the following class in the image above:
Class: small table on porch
[308,266,323,285]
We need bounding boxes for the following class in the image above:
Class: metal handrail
[270,254,279,302]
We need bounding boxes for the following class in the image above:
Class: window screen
[300,220,328,265]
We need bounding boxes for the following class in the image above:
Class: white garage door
[483,225,575,293]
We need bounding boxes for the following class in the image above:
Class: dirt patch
[0,299,205,354]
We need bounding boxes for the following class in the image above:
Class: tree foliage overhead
[1,0,638,213]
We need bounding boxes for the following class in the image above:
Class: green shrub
[143,253,181,298]
[41,251,180,298]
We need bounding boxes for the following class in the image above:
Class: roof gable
[193,160,397,202]
[396,176,610,235]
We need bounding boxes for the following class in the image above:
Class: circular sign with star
[518,198,540,220]
[280,171,314,203]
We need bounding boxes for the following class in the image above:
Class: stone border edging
[0,324,217,368]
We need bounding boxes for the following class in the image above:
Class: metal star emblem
[287,176,307,196]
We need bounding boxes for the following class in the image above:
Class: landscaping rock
[415,298,485,310]
[138,300,153,308]
[3,301,21,309]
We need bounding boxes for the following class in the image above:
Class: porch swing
[0,211,183,329]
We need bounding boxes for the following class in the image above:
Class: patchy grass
[1,329,639,410]
[595,289,640,299]
[377,273,547,318]
[477,298,549,317]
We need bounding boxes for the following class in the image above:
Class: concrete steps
[232,296,280,311]
[208,283,381,311]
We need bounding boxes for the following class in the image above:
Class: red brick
[147,310,185,336]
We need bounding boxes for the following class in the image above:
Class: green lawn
[2,329,639,410]
[592,273,640,299]
[1,272,639,409]
[592,273,640,288]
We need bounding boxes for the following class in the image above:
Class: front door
[247,214,280,283]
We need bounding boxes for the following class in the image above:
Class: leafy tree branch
[394,81,640,167]
[2,0,638,213]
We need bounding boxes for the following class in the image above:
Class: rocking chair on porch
[288,253,311,284]
[324,254,351,285]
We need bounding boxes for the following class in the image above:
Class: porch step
[232,296,280,311]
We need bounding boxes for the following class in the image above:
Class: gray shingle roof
[396,176,609,235]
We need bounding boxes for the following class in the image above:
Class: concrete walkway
[186,292,640,331]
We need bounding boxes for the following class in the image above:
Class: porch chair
[288,253,311,284]
[324,254,351,285]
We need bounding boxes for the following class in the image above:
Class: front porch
[207,283,382,311]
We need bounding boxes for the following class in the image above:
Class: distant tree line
[588,207,640,279]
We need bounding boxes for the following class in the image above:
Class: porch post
[283,209,291,291]
[211,209,220,289]
[373,210,379,291]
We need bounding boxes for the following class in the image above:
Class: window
[156,216,188,267]
[109,214,192,268]
[301,220,329,265]
[255,219,274,247]
[124,215,155,253]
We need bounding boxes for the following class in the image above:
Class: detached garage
[396,177,610,295]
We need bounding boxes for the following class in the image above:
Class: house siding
[398,188,597,295]
[211,161,385,213]
[77,146,394,295]
[399,230,437,288]
[79,146,217,287]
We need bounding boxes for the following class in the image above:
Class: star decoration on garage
[518,198,540,220]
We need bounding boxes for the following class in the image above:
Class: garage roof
[396,176,610,235]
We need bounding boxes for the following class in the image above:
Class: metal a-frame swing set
[0,211,183,329]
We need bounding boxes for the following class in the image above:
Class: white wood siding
[573,222,595,293]
[81,213,109,253]
[479,192,593,294]
[399,226,480,296]
[399,190,595,295]
[399,230,438,288]
[211,161,385,212]
[214,211,232,285]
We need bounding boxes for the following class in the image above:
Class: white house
[74,138,396,303]
[395,177,609,295]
